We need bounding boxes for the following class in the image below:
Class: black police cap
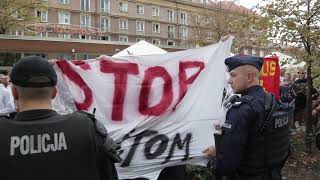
[225,55,264,72]
[10,56,57,87]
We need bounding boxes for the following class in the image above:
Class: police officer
[0,56,121,180]
[203,55,290,180]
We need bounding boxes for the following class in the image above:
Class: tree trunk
[305,61,313,153]
[0,28,6,34]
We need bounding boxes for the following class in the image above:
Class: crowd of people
[279,68,320,134]
[0,54,301,180]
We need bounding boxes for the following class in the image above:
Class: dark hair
[16,86,53,100]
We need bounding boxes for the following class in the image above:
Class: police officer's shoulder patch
[222,122,232,129]
[232,101,243,107]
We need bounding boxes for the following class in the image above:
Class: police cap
[225,55,264,72]
[10,56,57,87]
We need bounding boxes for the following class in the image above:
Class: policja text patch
[10,132,68,156]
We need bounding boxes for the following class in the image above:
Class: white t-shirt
[0,84,15,114]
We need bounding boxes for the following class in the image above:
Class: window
[168,10,174,23]
[195,15,200,23]
[152,39,161,45]
[101,0,109,13]
[119,2,128,12]
[59,0,70,4]
[180,11,187,25]
[57,54,72,60]
[76,54,89,60]
[119,19,128,30]
[206,17,212,24]
[152,7,160,17]
[0,52,21,67]
[201,0,209,4]
[11,30,24,36]
[243,48,249,55]
[136,4,144,15]
[207,31,212,39]
[100,16,109,32]
[136,38,145,42]
[36,10,48,22]
[79,35,91,40]
[180,26,188,39]
[37,32,48,37]
[59,33,70,39]
[167,40,174,46]
[58,12,70,24]
[101,36,110,41]
[152,23,160,33]
[81,0,90,12]
[168,25,174,38]
[81,15,91,28]
[119,36,128,42]
[252,49,256,55]
[136,21,145,32]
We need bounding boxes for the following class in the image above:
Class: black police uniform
[212,55,290,180]
[0,56,120,180]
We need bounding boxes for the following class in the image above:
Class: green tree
[260,0,320,153]
[189,1,269,53]
[0,0,46,34]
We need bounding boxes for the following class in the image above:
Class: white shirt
[0,84,15,114]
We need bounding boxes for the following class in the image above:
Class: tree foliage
[0,0,46,34]
[188,2,269,53]
[260,0,320,153]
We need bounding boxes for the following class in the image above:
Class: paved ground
[282,128,320,180]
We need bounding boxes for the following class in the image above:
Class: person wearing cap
[0,56,120,180]
[203,55,290,180]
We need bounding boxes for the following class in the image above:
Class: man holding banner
[203,55,290,180]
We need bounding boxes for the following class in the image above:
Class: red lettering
[177,61,205,106]
[72,60,91,70]
[100,60,139,121]
[139,66,173,116]
[56,60,93,111]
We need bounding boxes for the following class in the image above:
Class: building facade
[0,0,263,73]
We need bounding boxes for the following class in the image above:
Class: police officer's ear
[51,86,57,99]
[247,71,254,82]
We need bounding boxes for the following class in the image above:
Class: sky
[239,0,262,9]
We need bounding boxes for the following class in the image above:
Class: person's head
[298,70,306,79]
[225,55,263,94]
[1,75,9,87]
[284,72,292,83]
[10,56,57,111]
[292,72,298,81]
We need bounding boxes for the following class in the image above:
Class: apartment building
[27,0,212,46]
[0,0,261,73]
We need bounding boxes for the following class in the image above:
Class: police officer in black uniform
[203,55,290,180]
[0,56,121,180]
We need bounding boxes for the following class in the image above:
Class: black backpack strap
[77,111,122,163]
[259,93,276,134]
[236,94,275,133]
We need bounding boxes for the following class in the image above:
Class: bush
[186,165,214,180]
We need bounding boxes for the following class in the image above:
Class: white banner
[53,38,233,180]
